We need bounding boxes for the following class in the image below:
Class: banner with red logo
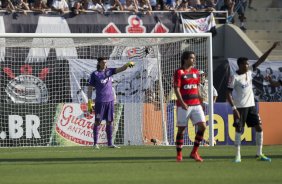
[0,59,71,104]
[50,103,109,146]
[0,12,177,34]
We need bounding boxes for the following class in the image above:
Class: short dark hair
[97,57,107,63]
[181,51,195,67]
[237,57,248,66]
[97,57,107,70]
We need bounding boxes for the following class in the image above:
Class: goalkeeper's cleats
[108,145,120,148]
[234,155,241,163]
[126,61,135,68]
[176,152,183,162]
[190,152,203,162]
[256,154,271,162]
[93,144,100,149]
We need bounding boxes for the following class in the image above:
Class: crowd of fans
[0,0,224,15]
[0,0,254,30]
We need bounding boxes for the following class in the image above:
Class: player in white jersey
[226,41,279,163]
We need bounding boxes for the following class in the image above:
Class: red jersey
[174,68,201,106]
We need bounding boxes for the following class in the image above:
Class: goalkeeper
[87,57,135,149]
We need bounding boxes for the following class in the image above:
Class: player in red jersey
[174,51,206,162]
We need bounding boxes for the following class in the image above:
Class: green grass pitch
[0,145,282,184]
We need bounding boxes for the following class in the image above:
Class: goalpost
[0,33,214,147]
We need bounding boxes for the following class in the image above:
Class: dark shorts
[233,106,261,131]
[94,101,114,122]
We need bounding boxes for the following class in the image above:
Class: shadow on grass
[1,155,282,164]
[0,156,176,164]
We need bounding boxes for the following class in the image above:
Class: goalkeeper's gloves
[88,99,93,113]
[126,61,135,68]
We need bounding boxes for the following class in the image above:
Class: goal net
[0,33,214,147]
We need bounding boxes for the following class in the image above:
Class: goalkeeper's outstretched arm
[115,61,135,73]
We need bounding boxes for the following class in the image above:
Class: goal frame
[0,33,214,146]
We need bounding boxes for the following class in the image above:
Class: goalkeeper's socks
[93,125,99,145]
[106,125,113,146]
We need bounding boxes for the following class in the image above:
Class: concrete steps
[252,40,282,60]
[248,0,272,8]
[241,1,282,61]
[246,19,282,30]
[245,8,282,19]
[246,30,282,40]
[249,0,282,8]
[252,40,282,50]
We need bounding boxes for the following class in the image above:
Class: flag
[181,12,217,36]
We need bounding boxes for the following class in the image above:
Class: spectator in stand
[220,0,235,24]
[164,0,175,10]
[0,0,15,13]
[46,0,53,8]
[30,0,49,13]
[154,1,161,10]
[70,0,87,15]
[200,0,216,11]
[235,0,247,31]
[137,0,152,14]
[88,0,104,13]
[177,0,192,11]
[10,0,30,14]
[263,67,277,95]
[108,0,124,11]
[199,71,218,103]
[188,0,201,10]
[149,0,157,10]
[122,0,138,13]
[51,0,69,14]
[173,0,180,10]
[80,0,89,9]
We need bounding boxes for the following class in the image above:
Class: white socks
[256,131,263,156]
[235,132,241,158]
[235,131,263,157]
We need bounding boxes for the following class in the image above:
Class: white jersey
[199,80,218,103]
[227,67,255,108]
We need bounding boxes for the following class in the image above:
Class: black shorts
[234,106,261,129]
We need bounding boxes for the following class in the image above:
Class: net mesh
[0,35,212,147]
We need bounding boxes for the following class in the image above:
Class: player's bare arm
[115,61,135,74]
[226,88,240,119]
[174,86,188,110]
[253,42,279,69]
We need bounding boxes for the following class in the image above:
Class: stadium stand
[244,0,282,60]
